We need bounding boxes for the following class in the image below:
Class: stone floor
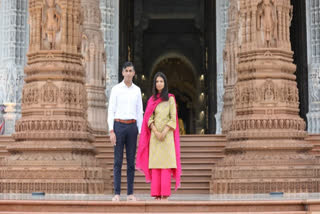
[0,193,320,201]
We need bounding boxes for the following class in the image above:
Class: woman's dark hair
[122,61,134,71]
[152,72,169,101]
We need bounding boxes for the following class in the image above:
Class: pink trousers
[150,169,171,197]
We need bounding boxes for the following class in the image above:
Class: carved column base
[211,146,320,194]
[0,141,111,194]
[0,170,108,194]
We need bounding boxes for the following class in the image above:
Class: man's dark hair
[152,72,169,101]
[122,61,135,71]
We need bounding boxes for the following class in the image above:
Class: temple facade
[0,0,316,135]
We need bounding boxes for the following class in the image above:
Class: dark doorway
[290,0,308,126]
[118,0,307,133]
[119,0,216,134]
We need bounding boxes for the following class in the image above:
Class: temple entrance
[150,55,198,134]
[119,0,216,134]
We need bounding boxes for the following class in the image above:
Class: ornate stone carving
[41,81,59,105]
[211,0,320,194]
[42,0,61,49]
[81,0,108,135]
[257,0,277,47]
[100,0,119,117]
[306,0,320,133]
[22,84,40,105]
[0,0,28,135]
[0,0,110,194]
[215,0,230,134]
[221,0,239,134]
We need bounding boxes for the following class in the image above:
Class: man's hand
[110,131,116,146]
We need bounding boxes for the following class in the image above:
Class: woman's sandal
[161,196,169,201]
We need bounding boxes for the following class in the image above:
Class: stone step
[0,199,313,213]
[95,147,224,153]
[118,177,210,182]
[0,212,307,214]
[95,154,224,160]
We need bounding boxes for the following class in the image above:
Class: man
[108,62,143,201]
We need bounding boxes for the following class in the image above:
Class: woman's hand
[151,124,163,141]
[151,124,157,133]
[152,124,170,141]
[155,130,163,141]
[159,126,170,141]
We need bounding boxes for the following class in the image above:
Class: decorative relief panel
[41,81,59,105]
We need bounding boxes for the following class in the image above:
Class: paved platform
[0,193,319,213]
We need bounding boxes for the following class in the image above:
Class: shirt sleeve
[107,87,116,132]
[166,97,177,130]
[136,88,144,134]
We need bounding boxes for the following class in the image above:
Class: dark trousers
[113,121,138,195]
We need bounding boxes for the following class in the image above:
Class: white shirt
[108,81,143,133]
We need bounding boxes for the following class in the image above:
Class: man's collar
[121,80,134,88]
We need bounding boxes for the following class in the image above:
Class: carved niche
[256,0,277,47]
[42,0,62,50]
[40,81,59,105]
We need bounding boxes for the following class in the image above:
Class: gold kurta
[148,96,177,169]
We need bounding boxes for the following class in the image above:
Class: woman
[136,72,181,200]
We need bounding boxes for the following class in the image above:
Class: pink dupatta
[136,93,181,190]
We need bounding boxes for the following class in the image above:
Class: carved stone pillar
[221,0,239,134]
[0,0,28,135]
[306,0,320,133]
[100,0,119,112]
[215,0,230,134]
[0,0,108,194]
[211,0,320,194]
[81,0,108,134]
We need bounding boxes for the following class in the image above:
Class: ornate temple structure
[0,0,319,194]
[0,0,107,194]
[0,0,316,136]
[211,0,320,193]
[0,0,28,135]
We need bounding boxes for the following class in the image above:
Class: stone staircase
[93,134,227,194]
[2,134,320,194]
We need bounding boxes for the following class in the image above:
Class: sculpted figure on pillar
[257,0,277,47]
[42,0,61,49]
